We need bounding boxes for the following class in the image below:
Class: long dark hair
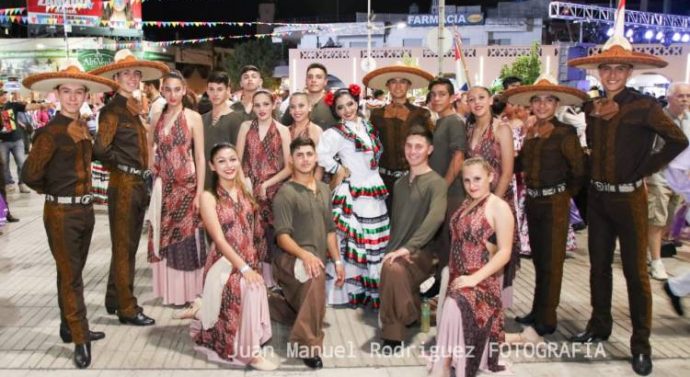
[160,70,189,114]
[207,142,256,208]
[466,86,494,126]
[329,88,360,119]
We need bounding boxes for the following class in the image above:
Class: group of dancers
[19,14,689,377]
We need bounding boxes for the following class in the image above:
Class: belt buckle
[80,195,93,205]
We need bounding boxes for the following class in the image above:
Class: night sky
[140,0,688,46]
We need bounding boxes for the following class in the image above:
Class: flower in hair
[324,90,335,107]
[348,84,361,97]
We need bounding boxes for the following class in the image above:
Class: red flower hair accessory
[324,91,335,107]
[349,84,361,97]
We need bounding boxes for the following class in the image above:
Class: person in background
[363,65,434,207]
[281,63,337,130]
[645,82,690,280]
[202,71,236,189]
[1,89,46,195]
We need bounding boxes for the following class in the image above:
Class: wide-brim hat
[568,35,667,70]
[89,49,170,81]
[362,65,434,90]
[23,63,118,93]
[503,74,588,107]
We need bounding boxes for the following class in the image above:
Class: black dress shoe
[59,327,106,343]
[569,330,609,343]
[118,312,155,326]
[515,313,535,325]
[381,339,403,355]
[73,343,91,369]
[631,354,652,376]
[302,356,323,369]
[533,323,556,336]
[6,214,19,223]
[663,282,684,316]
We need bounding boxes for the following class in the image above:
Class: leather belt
[45,194,94,205]
[117,164,152,179]
[526,183,567,198]
[591,179,643,193]
[379,167,408,178]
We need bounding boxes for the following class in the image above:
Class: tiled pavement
[1,188,690,376]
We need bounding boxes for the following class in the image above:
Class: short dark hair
[306,63,327,76]
[143,79,160,91]
[208,71,230,87]
[290,136,316,154]
[406,125,433,145]
[502,76,522,90]
[240,65,260,76]
[428,77,455,96]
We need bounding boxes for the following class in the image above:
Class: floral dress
[149,110,206,305]
[430,195,505,377]
[192,187,271,365]
[242,119,285,262]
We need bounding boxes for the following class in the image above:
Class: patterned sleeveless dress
[446,195,505,377]
[466,120,519,292]
[149,110,206,304]
[242,119,285,262]
[193,187,271,364]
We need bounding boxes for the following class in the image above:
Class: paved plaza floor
[1,187,690,376]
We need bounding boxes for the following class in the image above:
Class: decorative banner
[0,7,26,15]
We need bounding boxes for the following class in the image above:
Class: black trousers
[105,171,148,317]
[44,202,95,345]
[526,191,570,335]
[586,186,652,356]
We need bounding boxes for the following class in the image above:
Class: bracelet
[239,264,251,274]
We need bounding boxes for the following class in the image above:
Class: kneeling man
[379,126,447,351]
[270,137,345,369]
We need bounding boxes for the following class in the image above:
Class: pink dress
[429,195,506,377]
[191,187,271,366]
[149,111,206,305]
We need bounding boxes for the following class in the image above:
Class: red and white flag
[614,0,626,38]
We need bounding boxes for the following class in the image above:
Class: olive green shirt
[202,111,240,189]
[429,113,467,202]
[272,180,336,262]
[387,170,447,254]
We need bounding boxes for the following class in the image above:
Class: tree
[225,38,282,90]
[498,42,542,92]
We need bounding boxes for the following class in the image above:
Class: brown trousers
[379,250,434,341]
[526,191,570,334]
[105,171,148,317]
[587,186,652,356]
[44,202,95,345]
[269,253,326,356]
